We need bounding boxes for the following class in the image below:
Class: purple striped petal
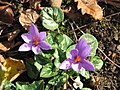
[32,45,41,54]
[76,38,87,52]
[39,32,46,41]
[59,59,72,70]
[39,41,51,50]
[70,49,78,59]
[80,45,91,58]
[29,23,39,37]
[81,59,95,71]
[21,33,33,43]
[19,43,32,51]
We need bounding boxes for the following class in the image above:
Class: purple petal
[70,49,78,59]
[18,43,32,51]
[81,59,95,71]
[32,45,41,54]
[21,33,33,43]
[72,63,82,72]
[39,32,46,41]
[39,41,51,50]
[29,23,39,37]
[59,59,72,70]
[80,45,91,58]
[76,38,87,52]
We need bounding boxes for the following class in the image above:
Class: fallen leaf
[50,0,62,7]
[0,43,9,51]
[75,0,103,20]
[2,40,15,50]
[19,9,40,30]
[0,5,14,24]
[0,54,5,63]
[0,57,26,84]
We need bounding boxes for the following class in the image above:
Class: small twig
[104,11,120,19]
[72,21,85,34]
[69,22,78,43]
[98,47,120,68]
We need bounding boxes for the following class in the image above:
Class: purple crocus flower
[18,23,51,54]
[59,38,95,72]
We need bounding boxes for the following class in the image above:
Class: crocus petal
[18,43,32,51]
[80,45,91,58]
[39,41,51,50]
[32,45,41,54]
[59,59,72,70]
[39,32,46,41]
[76,38,87,51]
[70,49,78,59]
[81,59,95,71]
[72,63,81,72]
[29,23,39,37]
[21,33,33,43]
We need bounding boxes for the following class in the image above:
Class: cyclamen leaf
[48,74,66,87]
[40,63,58,78]
[41,7,64,30]
[91,56,103,70]
[16,80,44,90]
[46,32,73,51]
[26,59,40,79]
[75,0,103,20]
[1,80,15,90]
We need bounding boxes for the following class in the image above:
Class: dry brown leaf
[19,9,40,30]
[2,40,15,50]
[0,54,5,63]
[50,0,62,7]
[2,57,26,82]
[0,5,14,24]
[0,43,9,51]
[75,0,103,20]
